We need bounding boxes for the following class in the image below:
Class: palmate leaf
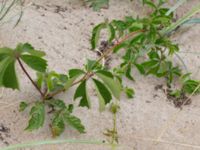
[26,102,45,131]
[74,80,91,108]
[20,54,47,72]
[51,105,85,136]
[96,70,121,100]
[93,78,112,112]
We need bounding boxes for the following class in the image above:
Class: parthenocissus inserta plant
[0,0,200,147]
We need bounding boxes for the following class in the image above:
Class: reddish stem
[46,30,144,99]
[17,58,45,98]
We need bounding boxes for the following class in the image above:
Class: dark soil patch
[154,84,163,91]
[0,124,10,146]
[154,84,192,108]
[0,124,10,133]
[166,89,191,109]
[96,41,114,69]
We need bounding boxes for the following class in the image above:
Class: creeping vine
[0,1,200,149]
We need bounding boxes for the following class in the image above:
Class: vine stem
[17,58,45,98]
[46,30,144,99]
[111,111,117,150]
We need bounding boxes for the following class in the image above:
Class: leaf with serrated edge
[51,113,65,137]
[25,102,45,131]
[22,43,46,57]
[20,55,47,72]
[63,109,85,133]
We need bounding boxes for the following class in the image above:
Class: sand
[0,0,200,149]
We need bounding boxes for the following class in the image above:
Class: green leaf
[108,24,115,42]
[124,87,135,99]
[96,71,121,99]
[0,47,13,55]
[47,99,66,109]
[125,64,134,81]
[46,72,60,92]
[129,22,144,32]
[20,55,47,72]
[180,73,192,83]
[129,34,145,45]
[93,78,112,112]
[25,102,45,131]
[135,63,145,75]
[16,43,45,57]
[96,70,113,78]
[142,0,157,9]
[19,102,28,112]
[74,80,91,108]
[169,90,181,98]
[36,72,44,89]
[64,71,84,91]
[0,56,19,90]
[91,23,107,49]
[85,0,109,11]
[0,57,13,85]
[182,80,200,94]
[68,69,85,78]
[3,60,19,89]
[85,59,102,71]
[113,42,127,53]
[63,109,85,133]
[51,113,65,137]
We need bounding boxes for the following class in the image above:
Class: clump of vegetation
[84,0,109,11]
[0,0,200,149]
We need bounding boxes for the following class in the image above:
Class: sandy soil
[0,0,200,150]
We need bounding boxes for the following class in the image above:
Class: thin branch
[46,30,144,99]
[17,58,45,98]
